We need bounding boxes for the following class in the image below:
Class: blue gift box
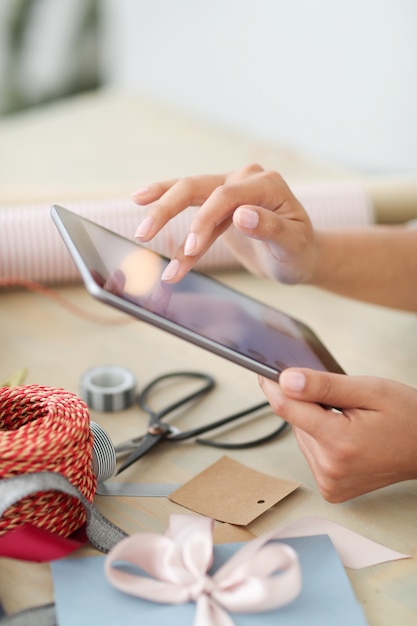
[52,534,367,625]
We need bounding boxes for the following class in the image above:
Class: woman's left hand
[259,368,417,502]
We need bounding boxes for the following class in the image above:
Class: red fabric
[0,523,87,561]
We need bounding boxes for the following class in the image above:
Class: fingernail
[184,232,197,256]
[131,187,149,199]
[236,207,259,229]
[135,215,154,239]
[281,371,306,392]
[161,258,180,281]
[104,273,118,293]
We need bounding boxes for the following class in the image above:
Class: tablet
[51,205,345,380]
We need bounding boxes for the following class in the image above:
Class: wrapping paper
[0,182,373,284]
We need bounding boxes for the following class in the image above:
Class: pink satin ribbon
[105,514,302,626]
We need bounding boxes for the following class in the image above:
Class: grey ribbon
[95,481,180,497]
[0,605,56,626]
[0,471,129,625]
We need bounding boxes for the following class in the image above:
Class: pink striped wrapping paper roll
[0,182,373,284]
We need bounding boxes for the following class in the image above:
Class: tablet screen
[52,206,344,378]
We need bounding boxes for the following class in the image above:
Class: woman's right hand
[132,163,318,284]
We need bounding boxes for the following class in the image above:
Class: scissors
[115,370,288,475]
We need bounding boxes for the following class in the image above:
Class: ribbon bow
[105,514,302,626]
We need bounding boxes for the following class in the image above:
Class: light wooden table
[0,89,417,624]
[1,274,417,624]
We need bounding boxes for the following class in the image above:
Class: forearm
[310,225,417,312]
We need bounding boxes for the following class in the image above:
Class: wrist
[301,231,328,287]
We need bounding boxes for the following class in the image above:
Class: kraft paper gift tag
[169,456,300,526]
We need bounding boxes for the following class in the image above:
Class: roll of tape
[80,365,137,412]
[90,421,117,483]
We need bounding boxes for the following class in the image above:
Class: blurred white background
[1,0,417,173]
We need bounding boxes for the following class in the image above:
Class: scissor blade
[115,432,164,475]
[114,435,145,456]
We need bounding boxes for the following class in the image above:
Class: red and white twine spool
[0,384,97,537]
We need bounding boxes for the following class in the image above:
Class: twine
[0,384,97,537]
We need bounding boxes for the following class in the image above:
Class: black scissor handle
[196,418,289,449]
[170,399,288,447]
[138,371,215,425]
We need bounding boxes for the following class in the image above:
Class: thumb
[278,368,375,410]
[232,204,315,284]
